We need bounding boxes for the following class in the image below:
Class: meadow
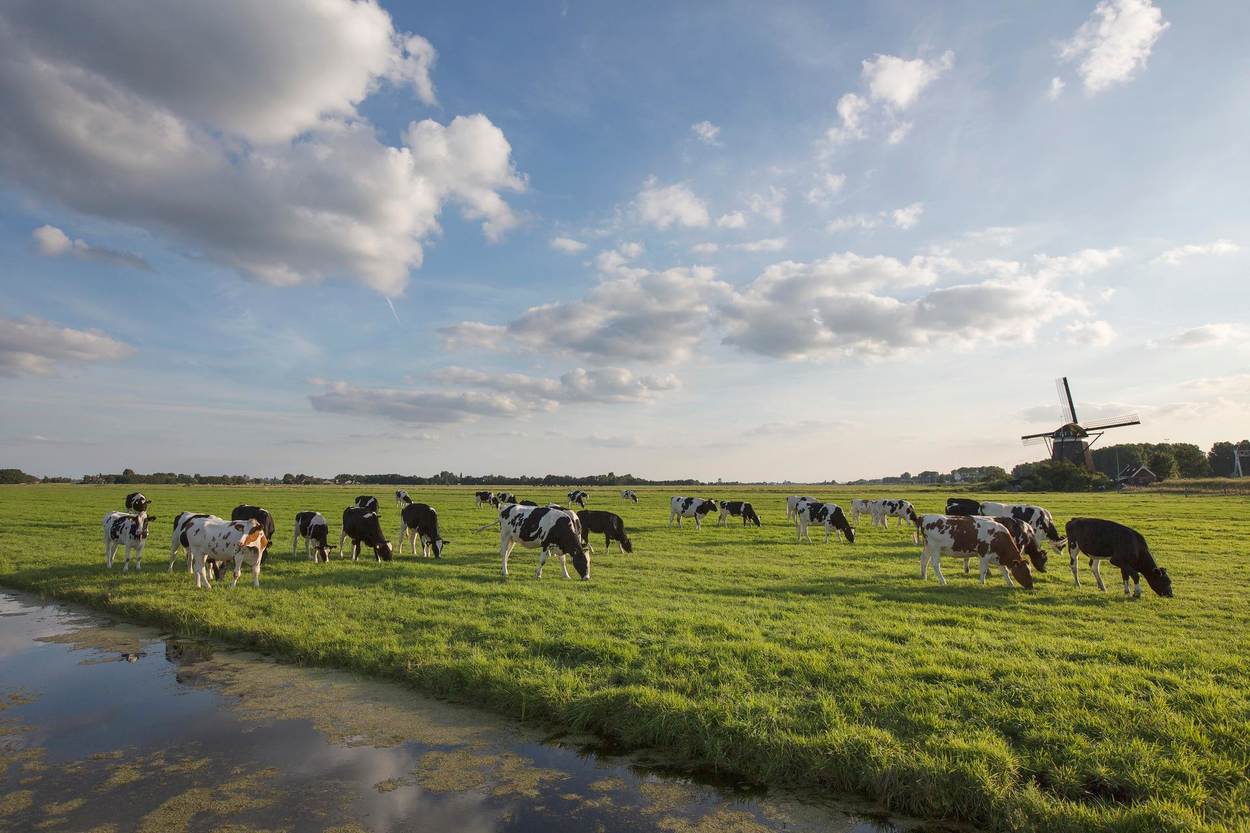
[0,484,1246,833]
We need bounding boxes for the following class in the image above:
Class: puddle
[0,591,919,833]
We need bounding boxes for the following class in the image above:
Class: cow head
[699,499,717,515]
[1008,559,1035,590]
[375,541,394,561]
[234,520,267,552]
[1023,534,1048,572]
[619,533,634,553]
[1145,566,1173,598]
[315,543,336,561]
[430,538,448,558]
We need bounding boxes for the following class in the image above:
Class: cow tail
[475,519,502,533]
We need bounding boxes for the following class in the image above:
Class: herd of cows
[99,487,1173,598]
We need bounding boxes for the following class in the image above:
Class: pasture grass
[0,484,1246,833]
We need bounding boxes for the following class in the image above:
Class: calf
[979,502,1065,554]
[475,490,495,508]
[577,510,633,554]
[231,505,275,559]
[668,496,718,529]
[796,502,855,544]
[293,511,334,562]
[354,495,379,513]
[395,490,412,508]
[567,489,589,508]
[124,491,151,513]
[878,499,920,543]
[918,514,1032,589]
[945,498,982,516]
[182,516,269,589]
[102,510,156,571]
[398,502,448,558]
[1066,517,1172,598]
[621,489,638,503]
[340,506,393,561]
[785,495,813,522]
[498,504,588,579]
[169,511,211,572]
[717,500,761,527]
[954,516,1048,577]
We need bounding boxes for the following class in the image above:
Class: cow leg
[1001,565,1014,587]
[105,537,117,569]
[1131,573,1142,598]
[559,552,571,579]
[1068,542,1081,587]
[930,550,947,585]
[920,546,930,579]
[536,548,549,578]
[1090,558,1107,592]
[229,556,243,589]
[604,533,612,553]
[134,541,144,571]
[501,540,514,576]
[338,529,347,558]
[252,558,262,588]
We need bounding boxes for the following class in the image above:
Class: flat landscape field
[1,485,1246,832]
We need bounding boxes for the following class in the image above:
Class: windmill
[1021,377,1141,471]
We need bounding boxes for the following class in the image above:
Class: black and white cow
[475,490,495,508]
[945,498,982,516]
[917,514,1033,589]
[567,490,589,508]
[717,500,761,527]
[498,504,588,579]
[979,502,1065,554]
[785,495,814,522]
[354,495,379,513]
[576,510,633,554]
[231,505,275,559]
[668,496,718,529]
[124,491,151,513]
[294,511,334,562]
[495,492,517,506]
[796,502,855,544]
[953,516,1048,577]
[103,510,156,571]
[169,511,211,572]
[1066,518,1172,598]
[397,502,448,558]
[395,490,412,508]
[620,489,638,503]
[877,499,920,543]
[519,499,538,506]
[181,515,269,589]
[340,506,393,562]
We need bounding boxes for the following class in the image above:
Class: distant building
[1117,464,1158,487]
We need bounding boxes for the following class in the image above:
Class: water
[0,591,914,833]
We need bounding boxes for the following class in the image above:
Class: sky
[1,0,1247,481]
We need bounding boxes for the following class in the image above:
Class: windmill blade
[1084,418,1142,431]
[1055,377,1077,424]
[1021,430,1054,440]
[1022,436,1049,446]
[1082,413,1140,430]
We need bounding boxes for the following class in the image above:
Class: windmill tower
[1021,378,1141,471]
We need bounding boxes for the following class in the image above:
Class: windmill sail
[1083,413,1142,431]
[1055,377,1077,424]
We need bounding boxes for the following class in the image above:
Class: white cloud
[0,314,135,375]
[886,122,913,144]
[438,321,507,351]
[1155,323,1249,349]
[827,214,881,233]
[618,241,645,258]
[731,238,788,253]
[691,120,721,145]
[636,179,710,229]
[862,51,955,110]
[436,366,679,405]
[550,236,587,254]
[691,242,720,254]
[1152,239,1241,265]
[31,225,150,271]
[309,382,532,425]
[890,202,924,229]
[827,202,925,232]
[0,1,524,297]
[1059,0,1169,93]
[717,211,747,229]
[805,172,847,205]
[1065,319,1117,346]
[1047,76,1067,100]
[595,245,647,278]
[748,186,786,224]
[825,93,868,144]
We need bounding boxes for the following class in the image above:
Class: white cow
[785,495,814,522]
[668,496,717,529]
[103,511,155,571]
[182,516,269,589]
[169,511,211,572]
[850,498,880,526]
[497,504,589,579]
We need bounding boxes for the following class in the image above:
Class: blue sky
[1,0,1247,480]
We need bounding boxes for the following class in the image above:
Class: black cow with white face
[717,500,762,527]
[231,505,275,559]
[354,495,379,513]
[796,502,855,544]
[567,490,589,508]
[395,490,412,508]
[124,492,151,513]
[668,496,718,529]
[498,504,588,579]
[1066,517,1172,598]
[398,503,448,558]
[576,510,633,554]
[294,511,334,562]
[340,506,393,561]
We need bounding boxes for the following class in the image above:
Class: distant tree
[1146,450,1178,480]
[1011,460,1112,491]
[0,468,38,484]
[1209,440,1250,476]
[1169,443,1211,478]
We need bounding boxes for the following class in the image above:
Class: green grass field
[1,484,1246,832]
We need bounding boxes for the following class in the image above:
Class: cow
[945,498,982,516]
[953,516,1049,577]
[169,511,210,573]
[498,504,588,580]
[474,490,495,508]
[1065,518,1172,598]
[785,495,813,522]
[576,510,633,554]
[182,515,269,589]
[877,499,920,543]
[621,489,638,503]
[519,499,538,506]
[102,510,156,571]
[231,505,275,559]
[293,511,334,562]
[124,491,151,513]
[395,490,412,508]
[979,502,1065,554]
[668,496,718,529]
[850,498,879,526]
[567,489,589,508]
[340,506,393,562]
[354,495,379,513]
[717,500,761,527]
[495,492,517,506]
[397,503,448,558]
[796,502,855,544]
[917,514,1033,589]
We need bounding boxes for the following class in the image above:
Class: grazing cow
[519,499,538,506]
[918,514,1032,589]
[979,502,1065,553]
[717,501,762,527]
[621,489,638,503]
[340,507,393,562]
[395,490,412,508]
[945,498,982,516]
[498,504,588,580]
[877,499,920,543]
[182,516,269,589]
[668,496,718,529]
[495,492,517,506]
[1066,518,1172,598]
[231,505,275,559]
[475,490,495,508]
[102,511,156,571]
[850,498,879,525]
[577,510,633,554]
[785,495,813,522]
[796,502,855,544]
[567,489,589,508]
[398,503,448,558]
[169,511,210,572]
[954,516,1049,576]
[124,491,151,513]
[293,511,333,562]
[354,495,379,513]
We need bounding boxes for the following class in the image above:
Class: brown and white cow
[918,514,1033,589]
[954,516,1049,577]
[181,515,269,589]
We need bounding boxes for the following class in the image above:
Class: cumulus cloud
[1154,323,1248,349]
[550,236,587,254]
[595,244,647,278]
[691,120,721,145]
[890,202,924,229]
[862,51,955,110]
[1059,0,1169,93]
[805,172,847,205]
[0,314,135,375]
[436,366,679,405]
[31,225,150,271]
[825,93,868,144]
[717,212,747,229]
[827,202,925,232]
[636,179,710,229]
[1152,239,1241,265]
[0,1,523,297]
[748,187,786,224]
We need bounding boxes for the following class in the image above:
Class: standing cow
[567,489,589,508]
[103,510,156,571]
[182,516,269,589]
[717,501,762,527]
[785,495,814,522]
[231,505,275,560]
[796,502,855,544]
[668,497,718,529]
[474,490,495,508]
[945,498,982,516]
[620,489,638,503]
[395,490,412,508]
[877,499,920,543]
[576,510,633,554]
[917,514,1033,589]
[498,504,589,579]
[1066,517,1172,598]
[340,506,393,562]
[952,516,1049,578]
[354,495,379,513]
[169,511,210,572]
[397,502,448,558]
[124,492,151,513]
[293,511,334,562]
[850,498,879,525]
[979,502,1065,554]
